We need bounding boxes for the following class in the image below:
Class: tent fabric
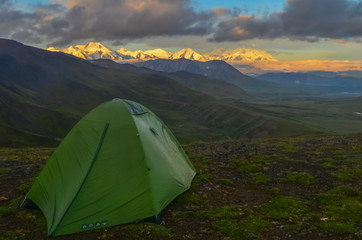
[25,99,195,236]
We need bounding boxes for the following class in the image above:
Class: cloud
[212,7,230,17]
[2,0,362,46]
[0,0,216,46]
[0,1,69,44]
[210,0,362,42]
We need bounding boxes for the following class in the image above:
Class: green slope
[1,39,361,146]
[92,59,248,99]
[0,39,285,145]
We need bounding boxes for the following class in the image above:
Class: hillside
[0,134,361,239]
[2,39,362,146]
[92,59,248,99]
[0,39,295,146]
[133,58,276,93]
[132,59,340,96]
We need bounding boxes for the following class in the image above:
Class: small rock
[248,233,257,238]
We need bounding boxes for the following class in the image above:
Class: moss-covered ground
[0,134,361,239]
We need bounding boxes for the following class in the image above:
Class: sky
[1,0,362,71]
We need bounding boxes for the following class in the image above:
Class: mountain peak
[47,42,120,60]
[144,48,172,59]
[82,42,109,51]
[75,42,113,54]
[208,47,278,62]
[173,48,206,61]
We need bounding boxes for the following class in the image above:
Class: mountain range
[91,59,248,99]
[2,38,362,146]
[132,58,277,93]
[47,42,277,64]
[47,42,301,94]
[47,42,362,73]
[0,39,290,146]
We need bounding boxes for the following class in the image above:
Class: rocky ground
[0,134,361,239]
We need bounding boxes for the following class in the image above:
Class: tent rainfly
[22,99,195,236]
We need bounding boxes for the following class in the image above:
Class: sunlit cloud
[235,59,362,74]
[3,0,362,47]
[212,6,229,17]
[2,0,215,46]
[210,0,362,42]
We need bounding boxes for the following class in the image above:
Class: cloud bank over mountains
[1,0,362,46]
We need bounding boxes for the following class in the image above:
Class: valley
[2,39,362,146]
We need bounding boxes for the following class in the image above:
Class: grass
[0,229,29,240]
[318,222,356,234]
[196,206,269,239]
[259,196,311,223]
[212,216,269,240]
[17,177,37,192]
[0,207,13,217]
[267,187,280,196]
[0,168,11,175]
[174,192,204,207]
[230,154,268,174]
[119,223,173,239]
[251,173,270,186]
[316,158,337,169]
[229,154,272,188]
[1,134,362,239]
[318,186,362,223]
[199,206,247,219]
[331,165,362,183]
[280,144,299,153]
[217,178,234,186]
[281,171,315,186]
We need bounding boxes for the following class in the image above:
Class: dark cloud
[0,0,217,46]
[0,2,69,45]
[2,0,361,46]
[110,40,124,46]
[210,0,362,42]
[0,0,10,7]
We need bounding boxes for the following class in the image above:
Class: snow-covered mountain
[47,42,277,63]
[172,48,208,61]
[48,42,122,60]
[143,48,172,59]
[117,48,150,59]
[207,48,277,62]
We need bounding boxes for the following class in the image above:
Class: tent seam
[123,101,157,215]
[50,123,109,236]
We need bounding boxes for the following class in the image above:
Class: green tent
[23,99,195,236]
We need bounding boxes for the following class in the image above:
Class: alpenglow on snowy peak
[143,48,172,59]
[46,42,278,64]
[48,42,122,60]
